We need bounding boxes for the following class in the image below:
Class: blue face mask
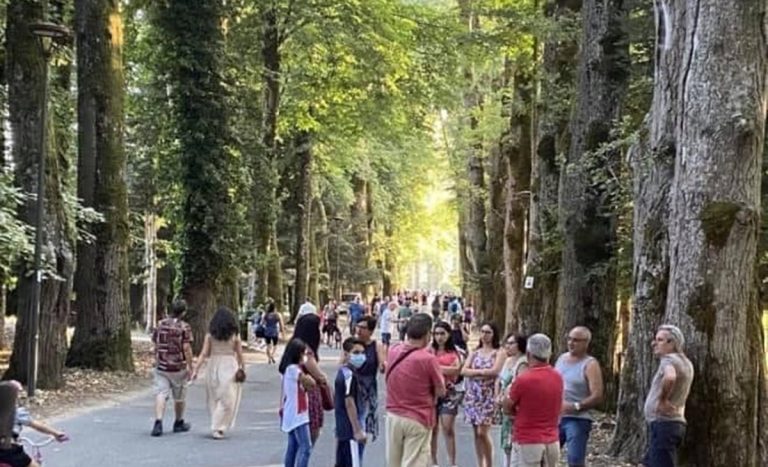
[349,354,366,369]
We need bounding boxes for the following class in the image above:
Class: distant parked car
[336,292,362,315]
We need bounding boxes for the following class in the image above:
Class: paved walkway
[35,346,501,467]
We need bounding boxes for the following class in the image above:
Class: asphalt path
[34,345,501,467]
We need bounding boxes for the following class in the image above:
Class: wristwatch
[574,402,582,412]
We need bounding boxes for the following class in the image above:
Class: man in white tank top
[554,326,604,467]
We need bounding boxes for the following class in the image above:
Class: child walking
[279,338,316,467]
[335,337,367,467]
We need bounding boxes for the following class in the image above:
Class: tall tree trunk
[458,206,471,300]
[518,0,580,337]
[610,116,672,460]
[291,130,312,321]
[487,63,510,329]
[0,281,6,350]
[659,1,768,464]
[308,197,326,306]
[254,2,281,307]
[458,0,491,316]
[502,66,533,333]
[67,0,133,371]
[5,0,75,389]
[143,212,157,332]
[156,0,233,353]
[267,229,284,310]
[556,0,629,405]
[155,224,174,318]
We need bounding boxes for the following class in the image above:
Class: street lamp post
[28,21,70,398]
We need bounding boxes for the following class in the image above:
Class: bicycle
[19,435,68,466]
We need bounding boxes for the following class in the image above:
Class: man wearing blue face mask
[335,337,368,467]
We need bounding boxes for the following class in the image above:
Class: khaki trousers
[511,441,560,467]
[386,412,432,467]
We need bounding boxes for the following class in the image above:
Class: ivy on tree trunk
[155,0,235,352]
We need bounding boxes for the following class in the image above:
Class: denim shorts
[559,417,592,465]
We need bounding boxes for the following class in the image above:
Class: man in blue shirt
[335,337,367,467]
[348,297,365,337]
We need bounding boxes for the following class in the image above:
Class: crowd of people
[146,292,694,467]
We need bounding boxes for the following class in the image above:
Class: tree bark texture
[291,131,313,321]
[557,0,629,400]
[611,117,672,460]
[156,0,233,352]
[0,282,6,350]
[502,68,533,334]
[68,0,133,371]
[518,0,581,337]
[488,132,508,329]
[458,0,492,316]
[267,229,284,310]
[143,213,157,332]
[458,204,471,301]
[658,1,768,464]
[5,0,75,389]
[254,2,282,307]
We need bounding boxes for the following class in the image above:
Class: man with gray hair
[504,333,563,466]
[642,324,694,467]
[555,326,604,467]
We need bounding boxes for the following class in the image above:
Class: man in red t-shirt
[505,333,563,467]
[385,314,446,467]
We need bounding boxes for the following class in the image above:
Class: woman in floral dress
[461,322,506,467]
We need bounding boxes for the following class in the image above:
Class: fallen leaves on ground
[574,414,635,466]
[17,341,156,420]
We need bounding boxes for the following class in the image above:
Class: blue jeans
[285,424,312,467]
[559,417,592,466]
[643,421,685,467]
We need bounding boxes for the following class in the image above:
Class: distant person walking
[349,297,365,337]
[462,321,505,467]
[642,325,694,467]
[379,301,397,348]
[191,307,245,439]
[396,301,413,342]
[354,315,387,444]
[504,333,563,467]
[450,314,469,355]
[555,326,604,467]
[150,299,193,437]
[298,297,317,318]
[263,302,284,365]
[386,314,446,467]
